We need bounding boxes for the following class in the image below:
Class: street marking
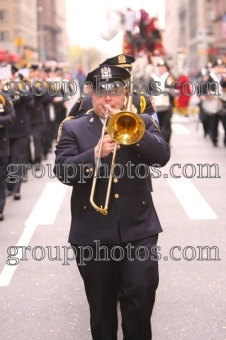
[171,123,191,135]
[0,182,68,287]
[167,178,218,220]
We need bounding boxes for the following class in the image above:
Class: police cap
[99,54,135,69]
[86,65,130,89]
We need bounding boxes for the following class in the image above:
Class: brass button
[113,178,118,183]
[37,107,41,111]
[20,120,23,123]
[142,201,145,205]
[86,169,90,172]
[136,143,140,146]
[138,154,140,157]
[84,206,86,209]
[3,138,7,141]
[115,194,119,199]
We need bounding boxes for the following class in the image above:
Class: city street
[0,111,226,340]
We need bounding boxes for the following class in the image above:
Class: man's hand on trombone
[94,135,120,158]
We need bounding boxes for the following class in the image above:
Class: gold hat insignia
[118,55,126,64]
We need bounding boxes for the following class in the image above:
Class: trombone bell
[107,110,145,145]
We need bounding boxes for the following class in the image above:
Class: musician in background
[219,70,226,147]
[197,61,226,146]
[196,67,212,138]
[148,60,176,145]
[208,60,226,147]
[0,68,16,221]
[54,65,170,340]
[5,65,34,199]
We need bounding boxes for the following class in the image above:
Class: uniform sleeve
[54,121,96,185]
[17,89,34,105]
[0,96,16,126]
[130,114,170,167]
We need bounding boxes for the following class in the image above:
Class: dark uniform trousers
[157,108,172,144]
[7,137,28,193]
[72,234,158,340]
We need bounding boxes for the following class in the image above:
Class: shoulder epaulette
[139,95,146,113]
[56,116,76,144]
[0,94,6,108]
[85,108,94,114]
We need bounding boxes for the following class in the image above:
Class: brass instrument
[90,75,146,215]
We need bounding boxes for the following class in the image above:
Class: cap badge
[101,67,112,80]
[118,54,126,64]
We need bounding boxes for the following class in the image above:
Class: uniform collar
[87,111,103,138]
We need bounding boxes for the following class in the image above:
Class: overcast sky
[66,0,165,54]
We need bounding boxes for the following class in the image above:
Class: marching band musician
[197,61,226,147]
[0,65,16,221]
[69,54,159,124]
[209,60,226,147]
[4,65,34,199]
[196,66,212,138]
[148,59,177,145]
[27,64,54,168]
[54,65,170,340]
[27,64,47,168]
[220,69,226,147]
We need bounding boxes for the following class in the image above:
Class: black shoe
[0,213,4,221]
[14,193,21,200]
[213,142,218,147]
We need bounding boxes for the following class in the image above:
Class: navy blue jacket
[54,111,170,245]
[0,93,16,158]
[7,90,34,139]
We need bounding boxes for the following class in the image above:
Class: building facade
[0,0,38,64]
[0,0,68,64]
[164,0,216,72]
[212,0,226,61]
[37,0,68,62]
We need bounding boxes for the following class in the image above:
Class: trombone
[90,75,146,215]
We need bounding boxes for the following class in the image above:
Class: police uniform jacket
[0,94,16,158]
[54,111,170,245]
[7,90,34,139]
[28,85,50,126]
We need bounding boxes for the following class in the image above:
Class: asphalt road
[0,111,226,340]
